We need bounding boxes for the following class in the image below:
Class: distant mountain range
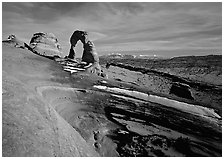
[100,53,167,59]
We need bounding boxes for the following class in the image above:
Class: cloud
[2,2,222,57]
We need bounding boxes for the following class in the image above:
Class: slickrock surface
[2,43,98,157]
[2,43,221,157]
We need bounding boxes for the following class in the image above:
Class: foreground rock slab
[2,42,221,157]
[2,44,98,157]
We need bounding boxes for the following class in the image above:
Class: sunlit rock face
[29,32,63,57]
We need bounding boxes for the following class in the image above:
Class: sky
[2,2,222,57]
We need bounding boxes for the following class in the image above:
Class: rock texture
[101,59,221,115]
[29,32,63,57]
[2,43,222,157]
[2,44,98,157]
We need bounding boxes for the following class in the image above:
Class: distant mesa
[100,53,135,59]
[29,32,63,57]
[100,53,123,59]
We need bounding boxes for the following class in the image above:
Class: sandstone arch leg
[68,46,75,59]
[68,30,104,77]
